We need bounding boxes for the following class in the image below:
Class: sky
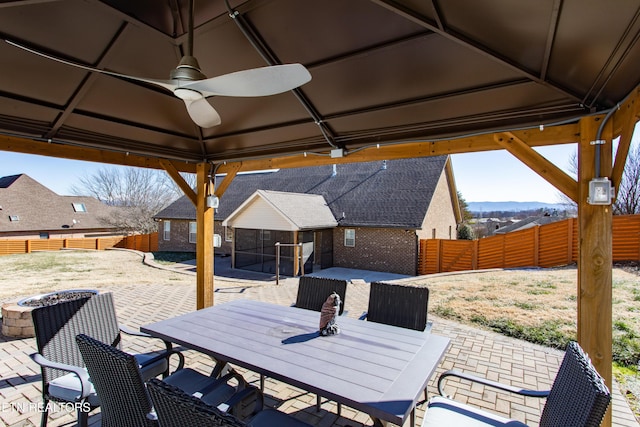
[1,124,638,203]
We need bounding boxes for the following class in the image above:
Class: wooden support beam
[612,89,640,190]
[494,132,578,202]
[0,134,198,173]
[216,123,581,175]
[159,159,197,205]
[195,163,214,309]
[214,162,241,198]
[577,115,613,427]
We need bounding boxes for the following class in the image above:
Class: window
[72,203,87,212]
[9,215,19,222]
[260,230,271,241]
[39,232,49,239]
[189,221,197,244]
[163,221,171,241]
[344,228,355,247]
[225,226,233,242]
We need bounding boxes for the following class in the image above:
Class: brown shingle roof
[0,174,119,233]
[156,156,451,229]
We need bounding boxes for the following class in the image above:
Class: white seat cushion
[422,396,528,427]
[48,372,100,407]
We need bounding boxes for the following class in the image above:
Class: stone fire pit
[2,289,98,338]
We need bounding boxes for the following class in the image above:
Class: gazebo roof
[1,1,639,164]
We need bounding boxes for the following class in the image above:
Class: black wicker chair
[147,377,313,427]
[361,282,430,331]
[75,333,250,427]
[29,292,183,427]
[294,276,348,316]
[423,341,611,427]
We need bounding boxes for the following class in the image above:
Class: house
[494,214,567,234]
[155,156,461,276]
[0,174,121,239]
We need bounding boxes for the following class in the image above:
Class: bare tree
[557,142,639,214]
[72,167,193,234]
[614,142,640,214]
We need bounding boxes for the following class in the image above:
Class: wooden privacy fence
[418,215,640,275]
[0,232,158,256]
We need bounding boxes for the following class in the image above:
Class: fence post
[472,240,479,270]
[275,242,280,285]
[534,226,540,267]
[567,217,574,264]
[25,240,31,254]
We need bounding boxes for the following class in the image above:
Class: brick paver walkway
[1,262,637,426]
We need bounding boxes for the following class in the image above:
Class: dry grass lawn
[411,266,640,362]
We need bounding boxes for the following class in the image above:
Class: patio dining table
[141,299,450,427]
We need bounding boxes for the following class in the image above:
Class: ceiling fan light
[174,88,203,101]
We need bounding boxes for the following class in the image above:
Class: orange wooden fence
[0,232,158,256]
[418,215,640,274]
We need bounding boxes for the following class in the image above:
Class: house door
[314,229,333,270]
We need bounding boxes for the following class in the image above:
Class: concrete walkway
[0,258,637,426]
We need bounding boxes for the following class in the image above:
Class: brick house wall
[157,219,233,255]
[157,219,192,252]
[333,227,417,275]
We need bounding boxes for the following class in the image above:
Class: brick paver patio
[1,261,637,427]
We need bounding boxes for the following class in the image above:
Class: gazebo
[1,2,639,425]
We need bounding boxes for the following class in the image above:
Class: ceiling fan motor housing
[170,56,207,81]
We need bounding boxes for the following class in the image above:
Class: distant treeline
[471,208,575,219]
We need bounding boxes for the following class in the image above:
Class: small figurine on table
[319,292,341,336]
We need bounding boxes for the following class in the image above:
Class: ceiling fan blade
[184,98,221,128]
[183,64,311,97]
[5,39,178,92]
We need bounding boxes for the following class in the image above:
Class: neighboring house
[155,156,461,276]
[470,217,516,238]
[494,214,566,234]
[0,174,121,239]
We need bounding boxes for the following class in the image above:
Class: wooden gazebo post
[578,115,613,427]
[196,162,215,309]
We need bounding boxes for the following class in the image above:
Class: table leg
[371,417,390,427]
[371,408,414,427]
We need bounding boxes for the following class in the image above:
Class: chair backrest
[295,276,347,315]
[75,333,155,427]
[539,341,611,427]
[147,378,247,427]
[31,292,121,384]
[366,282,429,331]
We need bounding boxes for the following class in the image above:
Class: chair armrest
[219,385,264,418]
[29,353,93,400]
[122,325,185,372]
[120,324,153,338]
[138,348,185,373]
[198,371,247,396]
[438,369,550,398]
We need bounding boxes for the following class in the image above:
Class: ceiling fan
[4,1,311,128]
